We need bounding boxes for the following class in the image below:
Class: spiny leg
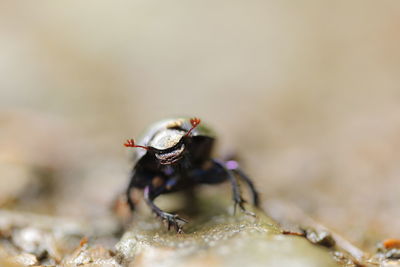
[226,161,260,207]
[143,185,188,233]
[213,160,251,215]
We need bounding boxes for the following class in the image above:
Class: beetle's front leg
[143,185,188,233]
[126,176,136,211]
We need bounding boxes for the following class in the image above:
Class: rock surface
[116,197,341,267]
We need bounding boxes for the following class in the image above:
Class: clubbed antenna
[124,139,149,150]
[185,117,201,137]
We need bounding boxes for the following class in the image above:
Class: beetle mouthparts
[155,144,185,164]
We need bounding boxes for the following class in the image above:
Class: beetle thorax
[150,129,186,165]
[149,129,185,150]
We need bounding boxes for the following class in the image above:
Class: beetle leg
[126,176,136,211]
[212,160,254,216]
[227,170,252,216]
[143,185,188,233]
[226,161,260,207]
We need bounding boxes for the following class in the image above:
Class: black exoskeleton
[124,118,259,233]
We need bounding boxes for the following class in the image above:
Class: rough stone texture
[116,197,340,267]
[62,244,121,267]
[4,253,38,266]
[0,209,120,266]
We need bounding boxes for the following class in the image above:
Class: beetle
[124,117,259,233]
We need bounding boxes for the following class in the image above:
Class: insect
[124,117,259,233]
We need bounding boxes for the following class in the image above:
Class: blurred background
[1,1,400,252]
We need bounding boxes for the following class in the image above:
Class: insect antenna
[124,139,150,150]
[185,117,201,137]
